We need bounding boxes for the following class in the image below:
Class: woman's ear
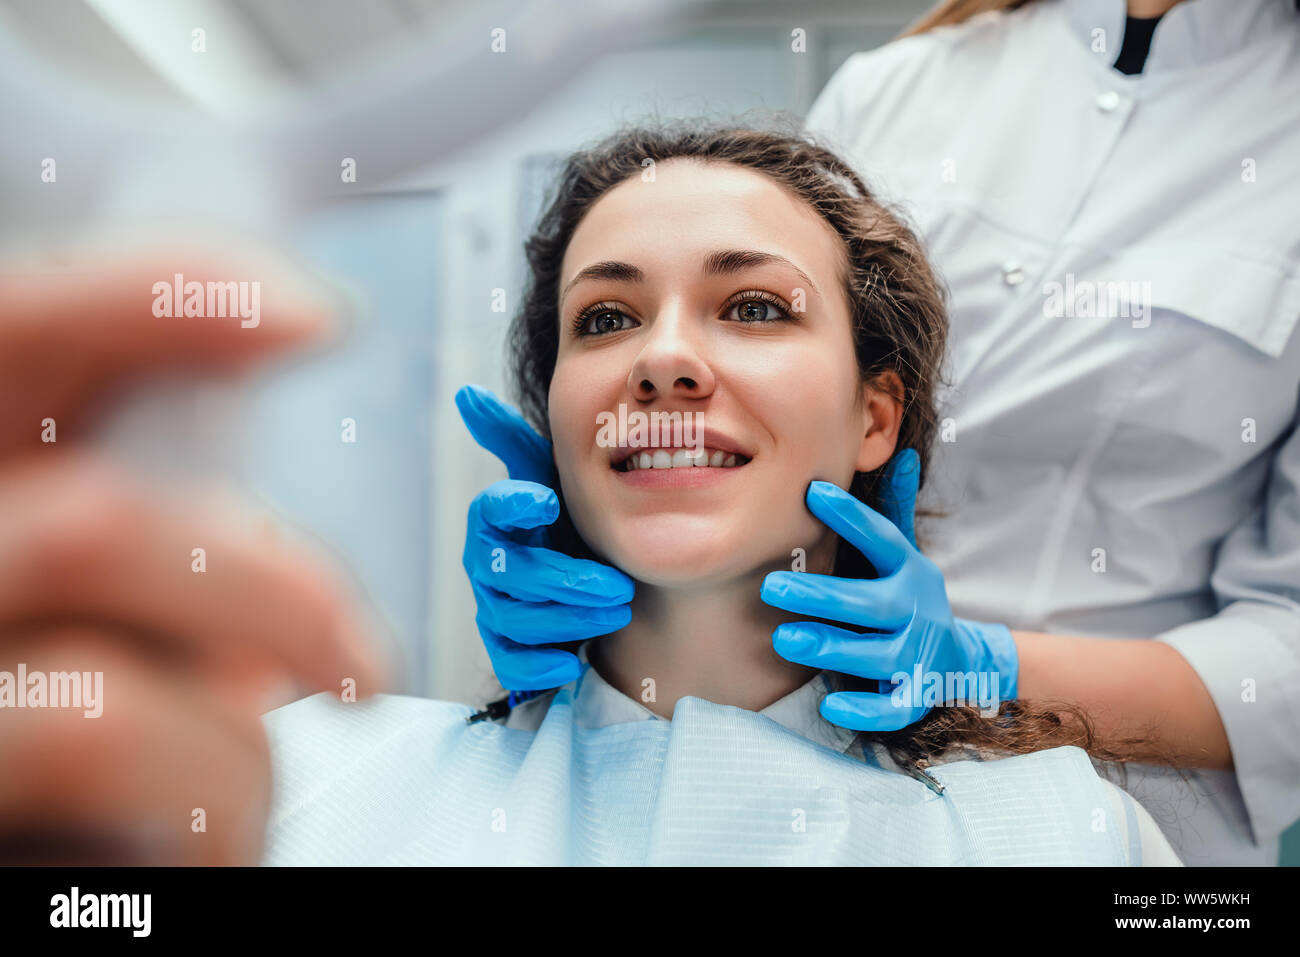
[854,370,904,473]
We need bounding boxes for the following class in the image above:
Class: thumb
[877,447,919,548]
[455,384,555,486]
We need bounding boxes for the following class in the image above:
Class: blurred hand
[0,243,390,865]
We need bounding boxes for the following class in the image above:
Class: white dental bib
[260,682,1130,865]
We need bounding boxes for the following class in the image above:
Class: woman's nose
[627,307,716,401]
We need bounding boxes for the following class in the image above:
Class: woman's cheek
[552,444,605,547]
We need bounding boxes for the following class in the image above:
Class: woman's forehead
[562,159,845,284]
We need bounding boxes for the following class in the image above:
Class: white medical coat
[805,0,1300,865]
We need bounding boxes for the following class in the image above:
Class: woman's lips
[612,456,751,488]
[609,428,753,468]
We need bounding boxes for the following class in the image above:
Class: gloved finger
[471,544,635,606]
[477,582,632,644]
[466,491,634,606]
[474,479,559,534]
[771,621,906,677]
[760,570,913,631]
[455,385,555,486]
[806,480,913,577]
[820,690,930,733]
[477,621,584,690]
[876,448,919,549]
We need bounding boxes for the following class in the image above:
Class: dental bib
[260,687,1128,865]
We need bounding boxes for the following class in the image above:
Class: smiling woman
[504,118,1174,776]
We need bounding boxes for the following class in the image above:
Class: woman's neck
[587,542,837,719]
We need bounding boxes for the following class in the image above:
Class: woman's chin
[599,530,763,587]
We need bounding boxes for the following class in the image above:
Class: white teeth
[620,447,750,471]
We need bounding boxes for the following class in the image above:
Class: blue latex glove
[456,385,634,691]
[763,453,1019,732]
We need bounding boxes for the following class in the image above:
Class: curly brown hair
[506,116,1163,777]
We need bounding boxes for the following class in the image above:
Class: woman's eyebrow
[560,249,818,302]
[702,249,818,296]
[561,261,644,302]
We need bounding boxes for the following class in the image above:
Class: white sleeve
[1154,397,1300,846]
[1099,779,1184,866]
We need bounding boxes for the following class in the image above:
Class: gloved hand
[762,450,1019,732]
[456,385,634,690]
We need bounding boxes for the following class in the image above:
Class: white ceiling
[0,0,935,115]
[0,0,452,116]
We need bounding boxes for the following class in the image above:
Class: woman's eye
[575,308,635,337]
[573,294,794,336]
[727,296,791,323]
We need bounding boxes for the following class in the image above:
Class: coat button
[1002,261,1025,286]
[1096,90,1121,112]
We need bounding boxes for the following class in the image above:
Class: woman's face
[550,158,897,586]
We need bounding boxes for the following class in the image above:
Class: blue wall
[241,192,441,694]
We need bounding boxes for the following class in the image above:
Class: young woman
[262,122,1180,865]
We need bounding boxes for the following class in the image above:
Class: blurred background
[0,0,936,704]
